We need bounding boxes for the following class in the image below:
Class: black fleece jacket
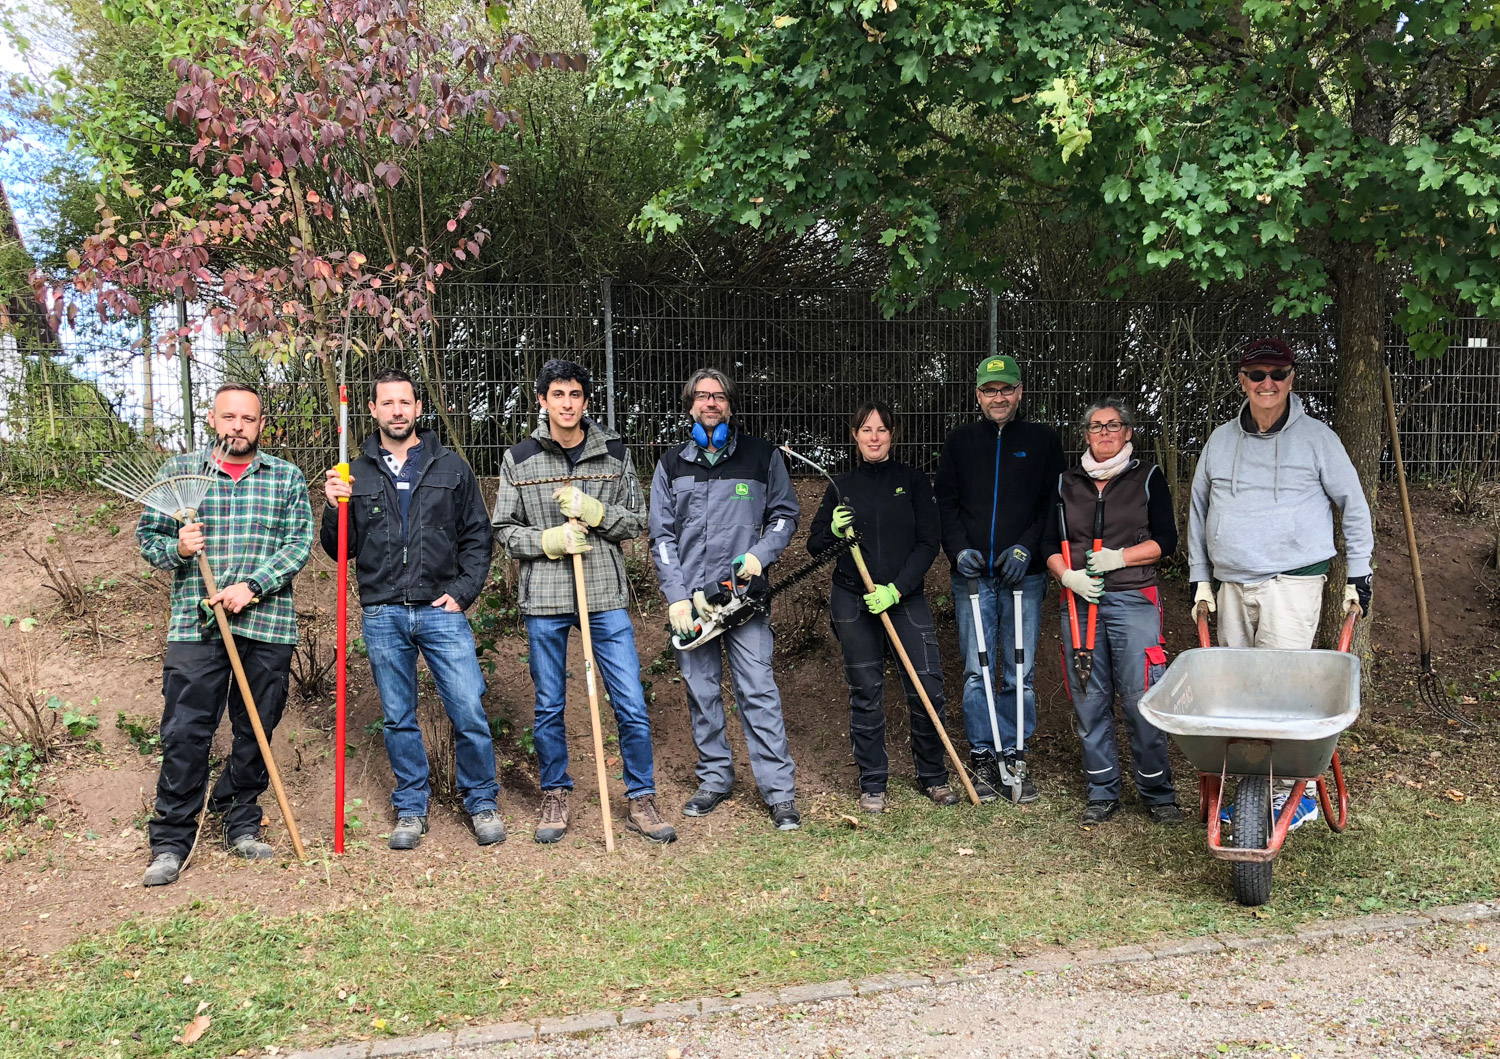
[807,458,941,598]
[933,416,1066,576]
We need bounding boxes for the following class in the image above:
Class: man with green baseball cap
[934,353,1065,803]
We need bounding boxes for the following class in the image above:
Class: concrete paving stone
[698,991,779,1017]
[451,1022,538,1047]
[616,1000,701,1027]
[923,970,972,987]
[1425,902,1495,924]
[1012,951,1079,975]
[537,1010,620,1037]
[778,980,856,1005]
[855,973,934,996]
[285,1045,369,1059]
[367,1031,454,1058]
[1354,914,1428,936]
[1096,944,1155,966]
[1221,933,1286,952]
[1149,936,1227,959]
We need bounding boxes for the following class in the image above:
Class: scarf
[1082,440,1133,480]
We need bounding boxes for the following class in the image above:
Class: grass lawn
[2,773,1498,1058]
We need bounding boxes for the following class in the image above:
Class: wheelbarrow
[1137,606,1361,906]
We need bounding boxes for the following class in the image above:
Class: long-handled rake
[99,447,309,860]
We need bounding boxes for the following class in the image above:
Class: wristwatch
[245,578,265,598]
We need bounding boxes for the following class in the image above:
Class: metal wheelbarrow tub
[1138,647,1360,779]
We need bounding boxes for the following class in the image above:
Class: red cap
[1239,338,1296,369]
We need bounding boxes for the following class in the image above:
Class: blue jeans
[526,608,656,798]
[952,573,1046,757]
[361,604,500,817]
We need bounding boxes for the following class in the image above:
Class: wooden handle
[570,523,616,852]
[1382,366,1432,654]
[196,552,307,861]
[848,542,981,806]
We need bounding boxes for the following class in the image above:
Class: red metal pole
[334,382,349,854]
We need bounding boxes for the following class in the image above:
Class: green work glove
[553,485,604,527]
[734,553,762,581]
[541,523,591,560]
[830,504,854,539]
[864,582,901,615]
[1059,567,1103,605]
[1085,547,1126,575]
[668,600,697,638]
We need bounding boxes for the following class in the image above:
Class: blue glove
[997,544,1030,586]
[955,549,987,578]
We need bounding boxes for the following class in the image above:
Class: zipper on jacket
[988,426,1002,576]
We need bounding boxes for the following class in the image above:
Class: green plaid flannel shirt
[136,451,314,644]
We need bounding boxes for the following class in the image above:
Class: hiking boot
[389,815,429,851]
[924,783,960,807]
[1001,754,1041,804]
[142,852,182,887]
[1147,803,1185,825]
[970,753,1002,803]
[470,808,507,846]
[227,832,275,860]
[858,791,887,814]
[769,800,801,831]
[681,787,732,818]
[1081,799,1120,824]
[626,795,678,843]
[534,789,570,844]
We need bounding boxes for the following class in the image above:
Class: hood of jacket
[1227,393,1309,504]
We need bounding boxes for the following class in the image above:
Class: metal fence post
[176,293,193,450]
[988,291,997,359]
[602,276,615,431]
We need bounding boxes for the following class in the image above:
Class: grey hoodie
[1188,394,1373,584]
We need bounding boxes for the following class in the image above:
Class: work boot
[681,787,732,818]
[1081,799,1120,824]
[924,783,960,807]
[970,753,1002,803]
[625,795,678,843]
[389,815,429,851]
[227,832,275,860]
[142,852,182,887]
[1000,754,1041,804]
[858,791,887,814]
[534,789,570,844]
[769,800,801,831]
[470,808,507,846]
[1148,803,1185,825]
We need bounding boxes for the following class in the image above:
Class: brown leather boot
[625,794,678,843]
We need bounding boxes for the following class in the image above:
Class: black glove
[997,544,1031,586]
[1348,574,1372,614]
[955,549,987,578]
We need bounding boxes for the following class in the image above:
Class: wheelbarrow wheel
[1231,777,1273,907]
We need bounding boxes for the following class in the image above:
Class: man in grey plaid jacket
[491,359,675,846]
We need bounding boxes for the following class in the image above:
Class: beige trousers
[1216,574,1326,650]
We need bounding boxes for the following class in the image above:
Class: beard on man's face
[381,418,416,442]
[217,433,259,457]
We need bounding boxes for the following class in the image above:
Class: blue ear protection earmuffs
[692,421,730,449]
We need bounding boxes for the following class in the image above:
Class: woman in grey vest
[1041,397,1183,825]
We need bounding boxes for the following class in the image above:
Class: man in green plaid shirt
[136,384,313,887]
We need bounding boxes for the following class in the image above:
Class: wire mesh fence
[1,281,1496,486]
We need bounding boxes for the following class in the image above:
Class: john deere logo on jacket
[734,483,750,498]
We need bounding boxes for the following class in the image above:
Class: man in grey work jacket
[649,367,803,831]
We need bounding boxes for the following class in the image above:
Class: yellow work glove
[863,582,900,614]
[733,553,762,581]
[541,523,591,559]
[1085,547,1126,574]
[830,504,854,539]
[1059,567,1103,605]
[553,485,604,527]
[668,600,697,638]
[1191,582,1216,622]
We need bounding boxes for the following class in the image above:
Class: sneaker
[681,787,732,818]
[970,754,1002,803]
[142,852,182,887]
[470,808,507,846]
[1000,754,1040,804]
[389,815,429,850]
[1081,799,1120,824]
[534,790,570,844]
[227,832,275,860]
[1219,791,1318,831]
[858,791,887,814]
[924,784,960,807]
[626,795,678,843]
[769,800,801,831]
[1147,803,1185,825]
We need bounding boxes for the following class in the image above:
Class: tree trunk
[1320,241,1385,651]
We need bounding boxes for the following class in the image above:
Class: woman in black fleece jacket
[808,401,960,813]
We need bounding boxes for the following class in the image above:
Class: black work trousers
[829,586,950,793]
[149,638,294,858]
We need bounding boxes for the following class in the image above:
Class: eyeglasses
[1241,367,1293,383]
[691,390,729,404]
[978,384,1019,399]
[1086,421,1127,435]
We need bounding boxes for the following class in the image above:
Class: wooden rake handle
[562,480,617,852]
[196,552,308,861]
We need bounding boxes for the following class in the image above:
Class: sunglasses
[1240,367,1293,383]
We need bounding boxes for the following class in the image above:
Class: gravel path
[454,920,1499,1059]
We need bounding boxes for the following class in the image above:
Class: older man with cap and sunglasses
[1189,338,1373,651]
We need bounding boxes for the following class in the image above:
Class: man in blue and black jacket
[935,355,1066,803]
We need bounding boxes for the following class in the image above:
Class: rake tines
[97,449,216,522]
[1418,664,1475,730]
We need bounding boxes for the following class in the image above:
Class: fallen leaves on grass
[956,848,974,856]
[1444,789,1468,803]
[178,1014,210,1045]
[839,814,861,828]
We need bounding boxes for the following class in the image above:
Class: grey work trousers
[675,613,796,805]
[1060,588,1175,806]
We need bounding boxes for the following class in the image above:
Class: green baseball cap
[975,354,1021,387]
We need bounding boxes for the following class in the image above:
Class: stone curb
[284,900,1495,1059]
